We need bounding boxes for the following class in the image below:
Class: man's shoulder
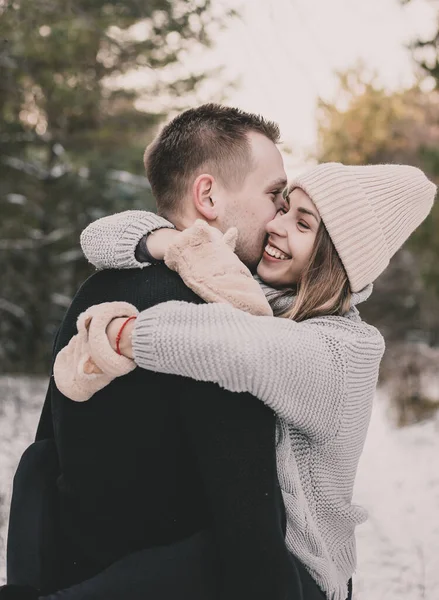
[77,265,203,310]
[54,265,203,361]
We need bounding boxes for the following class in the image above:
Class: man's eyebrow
[266,177,287,190]
[298,206,320,224]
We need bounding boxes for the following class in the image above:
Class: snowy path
[0,377,438,598]
[353,390,439,600]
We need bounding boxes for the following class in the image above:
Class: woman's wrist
[106,317,136,359]
[145,228,180,261]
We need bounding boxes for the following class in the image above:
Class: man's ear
[191,174,217,221]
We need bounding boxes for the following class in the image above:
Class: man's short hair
[144,103,280,217]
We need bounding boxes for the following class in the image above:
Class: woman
[13,162,434,600]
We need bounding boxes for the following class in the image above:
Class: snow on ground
[353,389,439,600]
[0,376,47,585]
[0,376,438,598]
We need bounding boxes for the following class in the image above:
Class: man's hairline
[153,129,280,218]
[207,128,282,191]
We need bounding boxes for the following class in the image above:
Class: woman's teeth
[265,244,290,260]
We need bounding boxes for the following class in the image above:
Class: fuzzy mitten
[164,220,273,316]
[53,302,138,402]
[0,585,40,600]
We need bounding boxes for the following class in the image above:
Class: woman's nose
[266,214,287,237]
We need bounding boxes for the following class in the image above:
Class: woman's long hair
[280,220,352,322]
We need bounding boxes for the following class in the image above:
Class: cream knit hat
[290,163,436,292]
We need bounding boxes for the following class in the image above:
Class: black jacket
[8,265,295,599]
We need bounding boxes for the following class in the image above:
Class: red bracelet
[116,316,137,356]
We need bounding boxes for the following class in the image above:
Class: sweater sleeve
[80,211,174,269]
[132,301,348,441]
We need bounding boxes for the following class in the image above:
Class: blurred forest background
[1,2,439,596]
[0,0,438,425]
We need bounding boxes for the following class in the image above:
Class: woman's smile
[263,241,291,262]
[257,188,320,286]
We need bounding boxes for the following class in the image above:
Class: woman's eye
[276,208,287,215]
[298,221,310,230]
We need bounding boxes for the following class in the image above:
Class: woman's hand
[54,302,138,400]
[164,220,273,316]
[83,316,136,374]
[84,317,135,375]
[145,228,181,261]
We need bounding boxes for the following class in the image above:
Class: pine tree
[0,0,232,372]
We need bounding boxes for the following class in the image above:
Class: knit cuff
[114,214,175,269]
[132,306,163,372]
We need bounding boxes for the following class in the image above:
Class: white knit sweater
[81,211,386,600]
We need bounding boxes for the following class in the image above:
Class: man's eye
[270,190,282,198]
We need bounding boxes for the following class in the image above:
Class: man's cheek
[268,204,277,219]
[266,208,277,222]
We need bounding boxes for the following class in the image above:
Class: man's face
[216,132,287,270]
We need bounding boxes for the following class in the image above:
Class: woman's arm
[128,301,372,441]
[79,210,288,316]
[81,215,272,316]
[80,211,175,269]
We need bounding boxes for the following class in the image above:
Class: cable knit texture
[80,210,385,600]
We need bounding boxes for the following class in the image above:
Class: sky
[191,0,437,172]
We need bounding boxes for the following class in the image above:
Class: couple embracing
[3,104,435,600]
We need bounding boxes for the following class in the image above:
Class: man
[4,105,309,600]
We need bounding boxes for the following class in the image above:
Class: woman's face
[256,188,321,287]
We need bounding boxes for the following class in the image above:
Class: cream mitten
[164,220,273,316]
[53,302,138,402]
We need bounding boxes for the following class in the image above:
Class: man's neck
[171,213,212,233]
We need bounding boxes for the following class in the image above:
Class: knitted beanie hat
[289,163,436,292]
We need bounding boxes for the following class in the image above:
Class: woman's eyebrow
[297,207,320,223]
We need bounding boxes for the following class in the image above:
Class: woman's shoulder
[306,311,385,351]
